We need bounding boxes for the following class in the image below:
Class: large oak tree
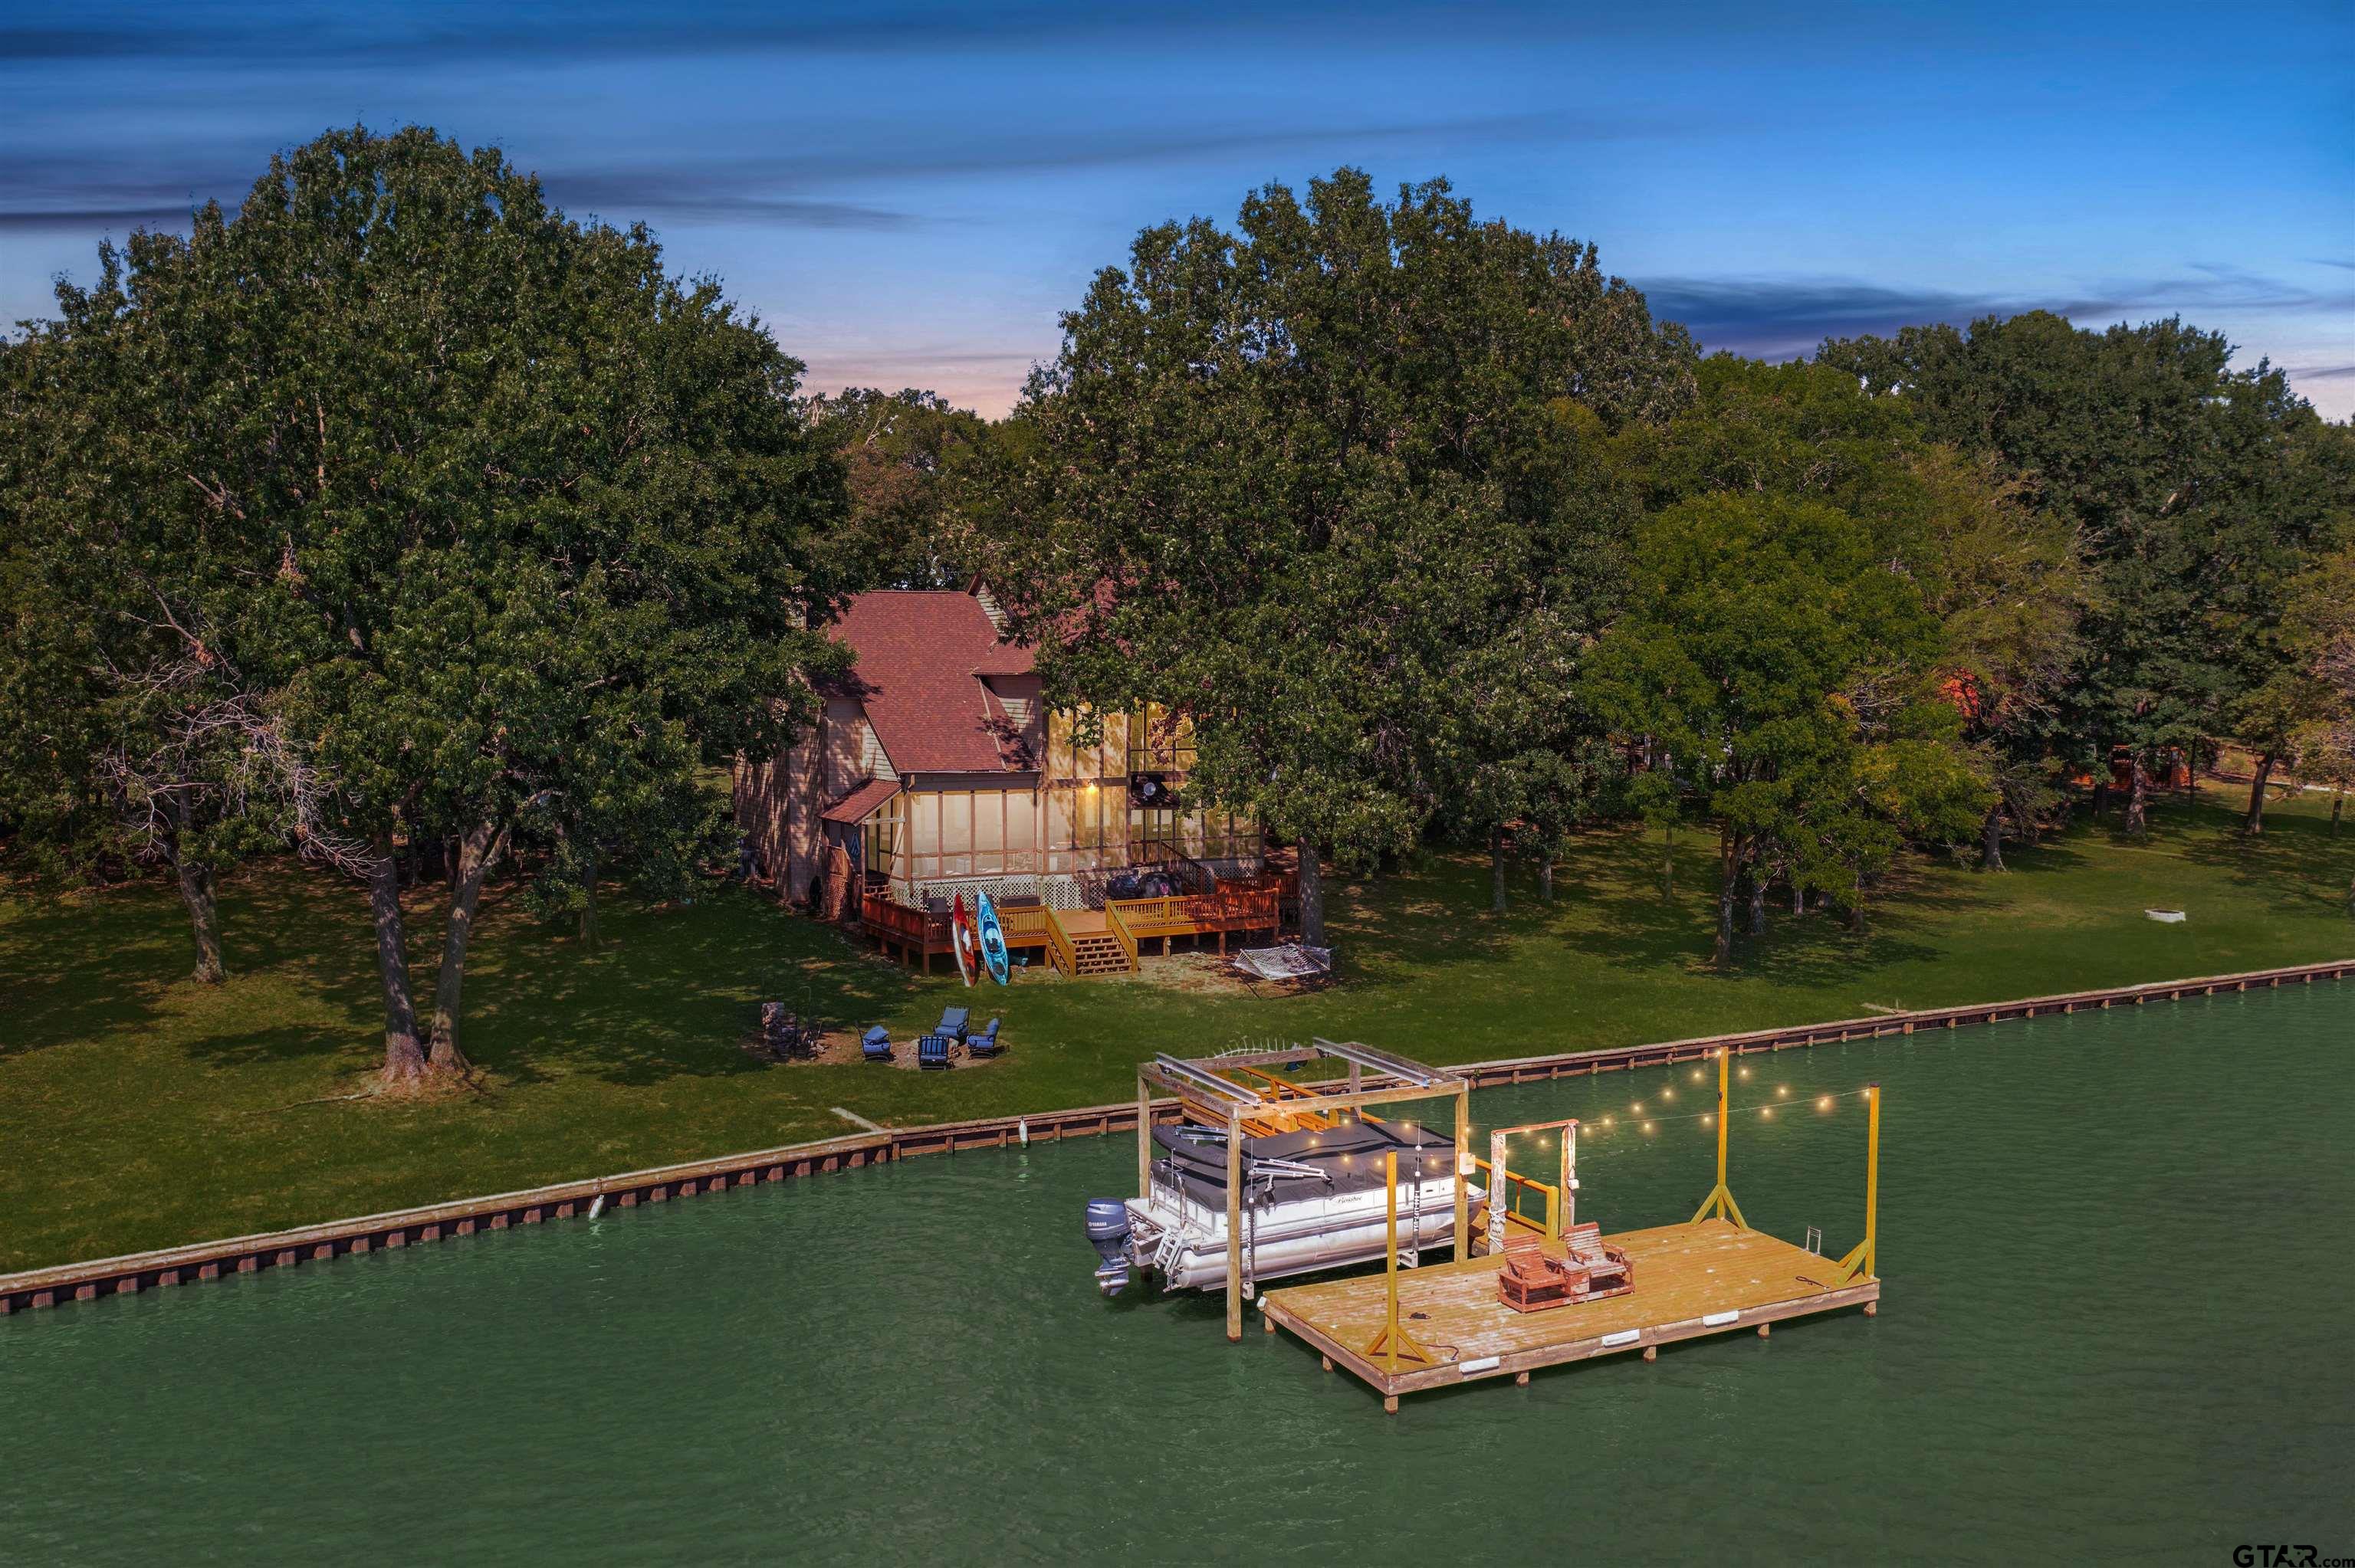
[987,169,1692,943]
[6,127,847,1086]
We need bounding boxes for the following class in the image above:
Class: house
[732,584,1281,974]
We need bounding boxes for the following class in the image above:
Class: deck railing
[1107,882,1283,940]
[861,892,944,950]
[1042,907,1080,977]
[996,904,1053,947]
[1104,901,1141,968]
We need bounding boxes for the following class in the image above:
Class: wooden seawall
[4,957,2347,1318]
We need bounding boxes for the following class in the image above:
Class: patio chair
[934,1005,971,1043]
[917,1033,955,1071]
[860,1025,893,1063]
[967,1018,1004,1058]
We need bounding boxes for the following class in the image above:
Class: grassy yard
[4,780,2351,1273]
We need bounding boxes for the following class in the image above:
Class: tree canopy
[2,126,848,1084]
[985,169,1692,940]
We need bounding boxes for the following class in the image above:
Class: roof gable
[829,591,1037,775]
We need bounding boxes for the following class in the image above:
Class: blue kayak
[976,890,1011,986]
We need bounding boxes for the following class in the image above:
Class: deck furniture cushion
[917,1033,955,1070]
[860,1025,892,1062]
[935,1006,970,1042]
[967,1018,1004,1057]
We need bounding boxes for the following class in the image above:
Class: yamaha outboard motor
[1085,1199,1133,1297]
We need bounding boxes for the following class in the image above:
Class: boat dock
[1255,1046,1886,1410]
[1260,1217,1878,1409]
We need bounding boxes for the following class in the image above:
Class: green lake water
[5,987,2352,1563]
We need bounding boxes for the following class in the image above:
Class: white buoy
[587,1194,606,1220]
[1019,1117,1030,1146]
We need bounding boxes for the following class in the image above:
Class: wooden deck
[1260,1218,1879,1408]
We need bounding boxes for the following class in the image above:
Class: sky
[4,1,2351,417]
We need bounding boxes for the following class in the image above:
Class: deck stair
[1046,908,1137,977]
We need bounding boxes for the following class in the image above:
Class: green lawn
[4,780,2350,1274]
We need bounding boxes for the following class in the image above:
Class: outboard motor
[1085,1199,1133,1297]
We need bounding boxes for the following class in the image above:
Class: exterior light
[1761,1107,1773,1119]
[1776,1085,1790,1098]
[1817,1096,1832,1110]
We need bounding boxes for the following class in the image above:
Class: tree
[2283,546,2355,885]
[1613,355,2088,874]
[15,126,848,1087]
[2,272,297,982]
[986,170,1693,943]
[1594,494,1989,963]
[1822,313,2349,836]
[800,387,993,590]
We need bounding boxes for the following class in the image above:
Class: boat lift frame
[1136,1041,1470,1342]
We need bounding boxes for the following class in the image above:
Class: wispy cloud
[0,111,1623,238]
[1640,269,2355,359]
[1,1,1702,69]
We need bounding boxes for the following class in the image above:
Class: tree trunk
[1660,826,1675,903]
[1714,829,1738,966]
[2124,756,2152,837]
[1296,839,1325,948]
[1748,871,1765,937]
[1982,803,2006,871]
[2332,787,2344,837]
[1538,851,1554,903]
[579,849,600,946]
[175,855,227,984]
[425,818,504,1076]
[371,849,427,1083]
[2242,750,2275,835]
[1490,827,1508,915]
[1792,880,1804,917]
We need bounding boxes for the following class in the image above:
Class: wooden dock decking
[1260,1218,1879,1409]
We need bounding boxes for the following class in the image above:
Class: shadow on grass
[1,891,182,1058]
[453,881,928,1090]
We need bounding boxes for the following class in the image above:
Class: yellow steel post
[1384,1151,1401,1366]
[1690,1048,1748,1228]
[1834,1082,1880,1283]
[1716,1048,1729,1189]
[1358,1149,1434,1374]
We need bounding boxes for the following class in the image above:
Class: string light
[1817,1096,1833,1111]
[1776,1085,1790,1098]
[1642,1122,1655,1135]
[1701,1114,1713,1127]
[1760,1107,1773,1119]
[1739,1067,1753,1080]
[1661,1088,1674,1101]
[1631,1101,1644,1114]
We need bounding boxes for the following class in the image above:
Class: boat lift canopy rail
[1309,1038,1456,1089]
[1146,1055,1266,1107]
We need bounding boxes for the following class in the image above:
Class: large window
[881,789,1040,890]
[861,792,905,883]
[1127,704,1196,776]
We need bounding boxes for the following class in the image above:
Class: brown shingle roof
[820,778,901,825]
[830,592,1037,775]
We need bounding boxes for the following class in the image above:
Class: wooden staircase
[1045,907,1138,976]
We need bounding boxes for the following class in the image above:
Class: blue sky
[5,1,2351,415]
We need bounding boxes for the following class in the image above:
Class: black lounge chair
[917,1033,955,1070]
[935,1006,971,1042]
[861,1025,892,1063]
[967,1018,1003,1057]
